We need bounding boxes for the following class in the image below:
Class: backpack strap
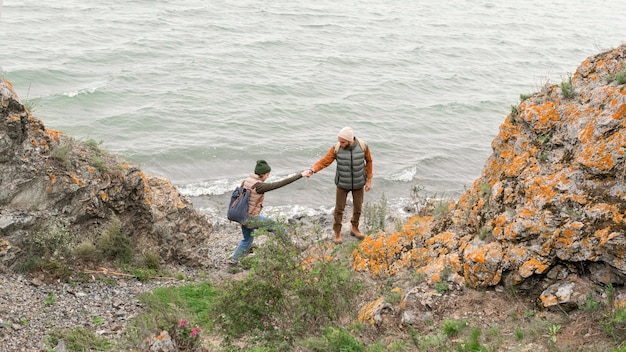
[250,182,263,208]
[334,138,368,154]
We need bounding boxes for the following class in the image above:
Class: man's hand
[365,179,372,191]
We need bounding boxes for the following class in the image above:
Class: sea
[1,0,625,224]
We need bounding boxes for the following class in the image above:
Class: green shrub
[97,216,133,263]
[363,194,387,234]
[50,135,75,169]
[211,230,363,347]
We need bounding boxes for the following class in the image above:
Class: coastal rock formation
[354,45,626,318]
[0,79,213,269]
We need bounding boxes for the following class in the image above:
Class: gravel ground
[0,213,356,351]
[0,222,243,352]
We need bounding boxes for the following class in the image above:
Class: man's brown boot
[333,230,343,244]
[350,226,365,240]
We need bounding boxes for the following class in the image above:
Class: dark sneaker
[228,259,240,266]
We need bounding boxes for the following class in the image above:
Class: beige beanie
[337,126,354,141]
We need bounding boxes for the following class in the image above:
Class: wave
[176,178,235,197]
[62,85,100,98]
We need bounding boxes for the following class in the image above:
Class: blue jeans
[231,215,286,261]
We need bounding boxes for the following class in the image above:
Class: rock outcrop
[0,79,213,269]
[353,45,626,314]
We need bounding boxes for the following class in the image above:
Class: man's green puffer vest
[335,138,367,190]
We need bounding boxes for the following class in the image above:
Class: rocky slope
[353,45,626,323]
[1,78,214,269]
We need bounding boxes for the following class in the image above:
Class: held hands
[302,169,314,178]
[365,179,372,192]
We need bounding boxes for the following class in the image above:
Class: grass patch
[124,281,216,349]
[46,326,114,351]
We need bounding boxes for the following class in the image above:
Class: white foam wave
[63,86,99,98]
[385,166,417,182]
[177,178,235,197]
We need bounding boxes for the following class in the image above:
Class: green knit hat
[254,160,271,174]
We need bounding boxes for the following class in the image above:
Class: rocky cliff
[0,79,213,270]
[353,45,626,315]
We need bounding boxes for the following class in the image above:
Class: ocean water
[2,0,625,223]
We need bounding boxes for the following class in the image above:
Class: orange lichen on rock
[352,216,437,278]
[519,257,550,279]
[358,297,386,327]
[45,128,62,141]
[351,231,411,277]
[554,222,583,248]
[524,101,560,132]
[463,242,504,287]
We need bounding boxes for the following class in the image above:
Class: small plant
[523,310,535,319]
[441,267,453,281]
[19,317,29,327]
[520,93,533,101]
[85,138,103,152]
[442,319,466,337]
[456,327,485,352]
[97,216,133,263]
[141,251,161,270]
[543,324,561,343]
[607,71,626,85]
[515,327,524,340]
[97,276,117,287]
[45,291,56,306]
[50,135,75,170]
[435,281,449,294]
[538,133,551,145]
[363,194,388,234]
[74,239,98,262]
[90,156,107,173]
[561,76,576,99]
[172,318,202,350]
[479,183,491,197]
[511,105,519,116]
[383,286,402,305]
[601,306,626,339]
[583,293,601,311]
[92,316,105,325]
[478,226,493,241]
[132,268,156,282]
[432,199,452,218]
[539,152,548,162]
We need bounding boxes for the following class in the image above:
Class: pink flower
[178,319,189,327]
[190,327,201,337]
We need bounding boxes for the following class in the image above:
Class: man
[229,160,309,265]
[306,126,373,244]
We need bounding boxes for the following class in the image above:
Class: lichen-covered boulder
[352,45,626,309]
